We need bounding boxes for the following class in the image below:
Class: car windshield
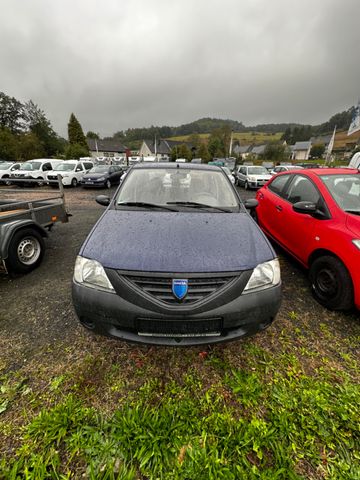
[0,162,13,170]
[55,163,76,171]
[21,161,42,170]
[89,166,109,173]
[248,167,269,175]
[320,174,360,213]
[117,168,239,210]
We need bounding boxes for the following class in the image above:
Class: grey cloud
[1,0,359,137]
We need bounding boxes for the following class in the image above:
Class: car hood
[346,213,360,237]
[83,173,108,179]
[81,210,275,273]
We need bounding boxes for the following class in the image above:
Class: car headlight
[352,240,360,250]
[248,176,256,181]
[243,258,281,293]
[62,173,69,177]
[73,256,115,292]
[97,176,106,181]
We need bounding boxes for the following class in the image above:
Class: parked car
[10,159,64,186]
[72,163,281,346]
[81,165,123,188]
[47,160,93,187]
[235,165,272,189]
[270,165,304,175]
[221,166,236,184]
[0,161,21,185]
[255,168,360,311]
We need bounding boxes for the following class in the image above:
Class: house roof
[292,141,311,151]
[143,139,194,155]
[251,145,266,155]
[87,138,127,153]
[233,145,251,154]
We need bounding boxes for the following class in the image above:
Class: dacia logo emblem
[172,279,188,300]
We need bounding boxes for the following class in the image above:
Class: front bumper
[72,278,282,346]
[81,179,106,187]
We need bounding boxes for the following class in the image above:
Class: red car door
[274,174,325,263]
[256,174,292,246]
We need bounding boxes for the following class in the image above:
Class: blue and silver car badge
[172,279,188,300]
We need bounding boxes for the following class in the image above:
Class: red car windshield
[320,174,360,213]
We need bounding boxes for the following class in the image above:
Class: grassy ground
[0,188,359,479]
[0,318,358,479]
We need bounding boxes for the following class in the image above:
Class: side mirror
[96,195,110,207]
[292,201,317,214]
[244,198,258,209]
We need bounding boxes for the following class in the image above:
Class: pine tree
[67,113,88,149]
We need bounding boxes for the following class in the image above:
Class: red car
[255,168,360,311]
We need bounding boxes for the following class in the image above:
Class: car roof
[131,162,221,171]
[275,167,360,178]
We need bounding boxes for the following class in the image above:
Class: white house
[291,141,312,161]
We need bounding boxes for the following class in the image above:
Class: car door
[257,174,292,244]
[75,163,85,181]
[238,167,247,186]
[275,174,326,263]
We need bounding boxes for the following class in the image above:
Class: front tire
[244,181,249,190]
[105,179,111,189]
[37,177,44,187]
[6,228,45,274]
[71,178,78,187]
[309,255,353,310]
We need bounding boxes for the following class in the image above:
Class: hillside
[168,131,283,145]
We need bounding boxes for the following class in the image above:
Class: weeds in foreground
[1,363,359,479]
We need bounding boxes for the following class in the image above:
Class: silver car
[236,166,272,189]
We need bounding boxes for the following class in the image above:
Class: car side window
[286,175,320,204]
[240,167,246,175]
[75,163,83,172]
[268,174,291,197]
[42,163,52,171]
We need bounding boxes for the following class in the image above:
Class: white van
[10,159,63,186]
[47,160,94,187]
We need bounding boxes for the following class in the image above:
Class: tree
[86,131,100,139]
[24,100,63,156]
[171,144,192,161]
[197,143,210,163]
[0,128,18,160]
[0,92,26,133]
[16,132,45,161]
[310,144,325,159]
[68,113,88,151]
[64,143,89,159]
[263,143,289,162]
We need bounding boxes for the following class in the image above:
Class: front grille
[136,317,222,337]
[124,274,236,305]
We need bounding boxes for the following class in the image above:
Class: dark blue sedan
[81,165,123,188]
[72,163,281,346]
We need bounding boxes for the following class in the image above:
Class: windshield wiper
[117,201,178,212]
[345,209,360,216]
[167,201,232,213]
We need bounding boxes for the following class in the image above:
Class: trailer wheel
[6,228,45,274]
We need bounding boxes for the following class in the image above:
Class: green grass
[1,346,359,479]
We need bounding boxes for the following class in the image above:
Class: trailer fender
[0,220,48,260]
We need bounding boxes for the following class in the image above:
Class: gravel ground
[0,184,359,369]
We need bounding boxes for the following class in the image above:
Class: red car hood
[346,213,360,237]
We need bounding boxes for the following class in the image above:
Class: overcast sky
[1,0,359,137]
